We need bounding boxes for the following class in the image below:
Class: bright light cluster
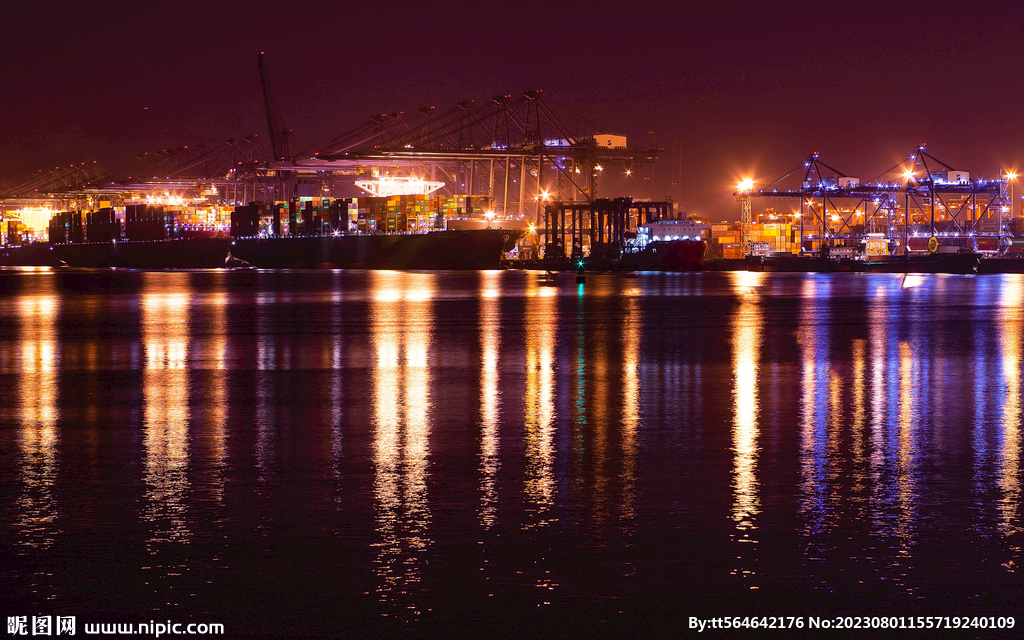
[354,176,445,197]
[9,207,54,233]
[144,194,190,206]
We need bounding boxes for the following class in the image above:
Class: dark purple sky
[3,1,1022,219]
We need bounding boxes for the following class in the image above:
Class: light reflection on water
[620,293,641,529]
[1,270,1022,633]
[478,271,501,529]
[998,279,1022,545]
[730,271,762,588]
[523,279,557,526]
[799,276,829,541]
[371,271,434,615]
[140,282,191,549]
[16,288,60,549]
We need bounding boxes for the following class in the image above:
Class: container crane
[258,52,291,161]
[736,178,754,255]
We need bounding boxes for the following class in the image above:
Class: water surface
[0,269,1021,637]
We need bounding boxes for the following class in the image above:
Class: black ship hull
[229,229,516,269]
[745,252,981,274]
[836,252,980,274]
[748,255,835,272]
[52,238,232,269]
[977,257,1024,274]
[45,229,518,270]
[0,242,62,267]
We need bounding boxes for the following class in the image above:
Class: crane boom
[258,52,288,160]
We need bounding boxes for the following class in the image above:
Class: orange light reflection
[140,281,192,550]
[16,290,61,549]
[370,271,435,616]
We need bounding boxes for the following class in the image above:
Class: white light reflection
[892,339,919,579]
[330,272,345,481]
[901,274,924,289]
[851,339,868,512]
[729,271,763,587]
[479,271,501,529]
[254,290,278,528]
[798,277,832,542]
[997,277,1022,548]
[730,271,763,529]
[868,284,890,535]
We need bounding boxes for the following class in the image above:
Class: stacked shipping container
[709,222,804,259]
[46,193,500,243]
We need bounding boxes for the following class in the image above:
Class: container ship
[20,198,521,269]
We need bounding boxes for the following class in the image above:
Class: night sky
[3,1,1022,219]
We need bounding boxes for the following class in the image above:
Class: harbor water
[1,269,1021,637]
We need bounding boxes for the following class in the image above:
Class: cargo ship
[15,200,522,270]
